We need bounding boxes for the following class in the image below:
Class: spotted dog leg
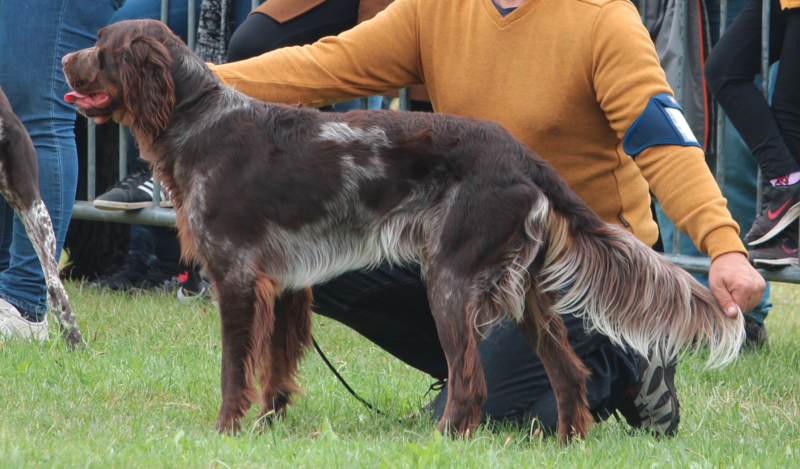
[0,101,85,348]
[18,199,85,348]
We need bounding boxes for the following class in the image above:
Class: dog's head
[62,20,178,143]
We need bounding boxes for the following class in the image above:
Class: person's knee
[704,50,730,95]
[227,30,264,63]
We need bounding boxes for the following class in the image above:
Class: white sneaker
[0,298,49,342]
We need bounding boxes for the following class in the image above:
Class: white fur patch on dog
[319,122,390,149]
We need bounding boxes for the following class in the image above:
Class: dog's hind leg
[258,287,312,424]
[427,270,486,438]
[213,270,278,433]
[517,286,593,443]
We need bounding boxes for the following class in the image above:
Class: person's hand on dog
[709,251,765,319]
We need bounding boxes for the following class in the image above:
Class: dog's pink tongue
[64,91,86,104]
[64,91,111,108]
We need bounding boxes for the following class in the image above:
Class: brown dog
[0,88,84,347]
[63,20,742,442]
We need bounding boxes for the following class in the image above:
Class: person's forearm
[638,145,746,260]
[211,0,424,106]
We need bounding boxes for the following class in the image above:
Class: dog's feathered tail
[522,196,744,369]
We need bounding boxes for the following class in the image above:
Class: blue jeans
[129,225,158,267]
[333,96,387,112]
[655,118,773,323]
[110,0,253,39]
[313,262,638,431]
[0,0,122,321]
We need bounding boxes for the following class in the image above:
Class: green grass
[1,282,799,468]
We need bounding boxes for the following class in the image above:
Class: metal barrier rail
[71,0,800,282]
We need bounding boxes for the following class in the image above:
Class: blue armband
[623,93,701,157]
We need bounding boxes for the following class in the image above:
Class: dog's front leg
[258,287,312,425]
[214,270,279,433]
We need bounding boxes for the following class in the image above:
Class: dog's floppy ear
[120,35,175,143]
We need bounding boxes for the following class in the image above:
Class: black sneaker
[749,228,798,267]
[617,353,680,437]
[81,256,149,292]
[128,261,186,294]
[744,183,800,246]
[176,264,213,303]
[743,316,769,352]
[93,170,171,211]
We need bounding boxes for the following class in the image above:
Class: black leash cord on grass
[311,335,398,422]
[311,336,447,424]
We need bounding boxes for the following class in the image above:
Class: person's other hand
[708,252,766,318]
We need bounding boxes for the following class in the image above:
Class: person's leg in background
[704,0,798,264]
[705,0,793,183]
[771,8,800,181]
[0,0,122,340]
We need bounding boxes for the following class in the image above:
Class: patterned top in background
[195,0,233,65]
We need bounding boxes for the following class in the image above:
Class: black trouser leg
[771,10,800,165]
[705,0,797,179]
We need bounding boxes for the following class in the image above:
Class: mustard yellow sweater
[211,0,747,260]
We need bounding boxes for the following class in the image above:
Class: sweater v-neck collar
[482,0,543,27]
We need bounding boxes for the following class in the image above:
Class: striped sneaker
[617,353,680,437]
[93,170,171,211]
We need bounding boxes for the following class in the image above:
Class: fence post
[87,120,96,201]
[160,0,169,24]
[754,0,771,212]
[399,88,409,112]
[671,0,689,256]
[715,0,729,190]
[119,124,128,181]
[188,0,196,52]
